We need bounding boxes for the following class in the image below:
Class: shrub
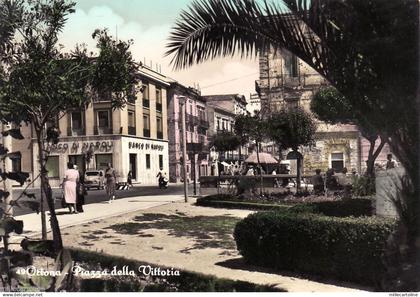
[234,211,396,287]
[352,175,375,196]
[289,198,373,217]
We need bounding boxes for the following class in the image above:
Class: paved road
[11,183,194,216]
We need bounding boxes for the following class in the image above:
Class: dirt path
[62,200,370,292]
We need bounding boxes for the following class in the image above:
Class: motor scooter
[159,177,169,189]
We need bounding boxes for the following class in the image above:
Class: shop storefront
[32,136,169,187]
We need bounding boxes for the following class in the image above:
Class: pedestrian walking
[63,162,79,214]
[105,163,116,203]
[74,165,85,213]
[127,170,133,188]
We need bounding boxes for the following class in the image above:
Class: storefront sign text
[128,141,164,151]
[47,141,113,154]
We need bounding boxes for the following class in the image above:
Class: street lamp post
[179,96,188,202]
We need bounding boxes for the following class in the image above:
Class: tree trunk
[296,153,302,191]
[255,141,263,195]
[35,128,63,252]
[278,145,283,172]
[383,131,420,290]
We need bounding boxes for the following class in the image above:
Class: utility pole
[2,123,13,217]
[179,96,188,202]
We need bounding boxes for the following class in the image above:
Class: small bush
[352,176,375,196]
[289,198,373,217]
[234,211,396,287]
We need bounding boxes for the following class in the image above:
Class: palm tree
[166,0,419,290]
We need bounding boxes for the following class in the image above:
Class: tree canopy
[267,108,316,152]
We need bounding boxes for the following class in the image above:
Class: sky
[58,0,260,99]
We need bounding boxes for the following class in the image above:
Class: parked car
[84,170,105,190]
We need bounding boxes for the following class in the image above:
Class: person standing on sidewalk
[63,162,79,214]
[105,163,116,203]
[74,165,85,213]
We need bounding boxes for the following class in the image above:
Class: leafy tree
[211,131,241,173]
[166,0,419,289]
[0,0,140,251]
[210,131,240,192]
[267,108,316,189]
[234,113,267,194]
[311,87,386,178]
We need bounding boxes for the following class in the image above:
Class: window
[285,54,298,77]
[159,155,163,169]
[97,111,110,128]
[143,114,150,130]
[189,104,193,115]
[146,154,151,169]
[331,152,344,173]
[96,110,111,135]
[96,154,112,171]
[71,112,82,130]
[46,156,59,178]
[143,83,149,99]
[216,117,221,130]
[11,156,21,172]
[128,111,136,135]
[156,87,162,104]
[157,117,163,139]
[128,111,135,127]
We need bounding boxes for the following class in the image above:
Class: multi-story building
[203,94,249,175]
[167,82,210,183]
[256,48,361,174]
[256,48,391,174]
[24,66,170,187]
[247,93,261,116]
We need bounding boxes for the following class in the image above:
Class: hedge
[196,196,291,211]
[233,211,396,287]
[289,198,373,217]
[197,195,373,217]
[70,248,283,292]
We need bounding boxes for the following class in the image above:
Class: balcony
[143,98,150,108]
[94,125,112,135]
[128,126,136,136]
[198,119,209,129]
[143,129,150,138]
[156,102,162,112]
[157,131,163,139]
[186,114,199,125]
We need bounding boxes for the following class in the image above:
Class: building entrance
[68,155,85,173]
[129,154,137,180]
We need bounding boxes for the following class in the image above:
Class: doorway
[129,154,137,180]
[68,155,85,173]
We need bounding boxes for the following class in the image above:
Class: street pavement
[11,183,194,216]
[11,193,185,239]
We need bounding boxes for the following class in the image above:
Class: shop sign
[128,141,164,151]
[47,141,113,154]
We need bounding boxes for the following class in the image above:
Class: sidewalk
[14,194,184,238]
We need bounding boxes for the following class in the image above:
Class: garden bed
[197,194,374,217]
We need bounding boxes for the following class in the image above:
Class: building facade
[203,94,249,175]
[24,66,170,187]
[167,83,210,183]
[256,48,363,174]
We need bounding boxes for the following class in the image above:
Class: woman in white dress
[63,162,79,214]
